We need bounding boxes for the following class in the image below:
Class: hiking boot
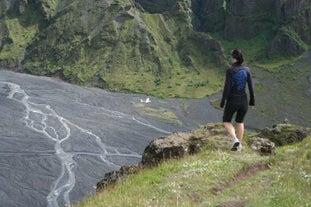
[231,141,240,151]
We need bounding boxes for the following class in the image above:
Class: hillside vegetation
[77,124,311,207]
[0,0,310,98]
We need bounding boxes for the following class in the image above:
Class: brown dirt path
[211,162,272,207]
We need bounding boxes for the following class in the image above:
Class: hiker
[220,49,255,151]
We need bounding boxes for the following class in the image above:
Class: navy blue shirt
[220,63,255,108]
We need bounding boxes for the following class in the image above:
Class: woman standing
[220,49,255,151]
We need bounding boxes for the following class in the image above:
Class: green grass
[0,3,41,62]
[77,135,311,207]
[133,102,182,125]
[214,31,308,73]
[40,0,60,19]
[0,18,38,62]
[212,31,273,65]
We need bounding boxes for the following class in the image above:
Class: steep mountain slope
[0,0,310,98]
[0,0,225,98]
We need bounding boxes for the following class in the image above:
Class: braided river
[0,70,227,207]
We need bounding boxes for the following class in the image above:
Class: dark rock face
[192,1,226,32]
[258,123,310,146]
[224,0,275,40]
[134,0,178,13]
[192,0,311,56]
[275,0,309,21]
[270,0,311,56]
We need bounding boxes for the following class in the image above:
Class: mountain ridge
[0,0,310,98]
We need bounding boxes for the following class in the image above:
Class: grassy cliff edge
[77,124,311,207]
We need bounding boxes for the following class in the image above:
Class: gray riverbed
[1,68,286,206]
[0,70,230,207]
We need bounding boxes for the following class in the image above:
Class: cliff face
[224,0,276,40]
[192,1,226,33]
[191,0,311,56]
[0,0,310,96]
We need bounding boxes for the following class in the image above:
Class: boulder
[247,137,276,156]
[258,123,310,146]
[96,165,141,192]
[141,123,228,167]
[141,131,193,167]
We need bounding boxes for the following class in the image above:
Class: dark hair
[231,49,244,64]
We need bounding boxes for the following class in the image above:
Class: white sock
[233,137,239,143]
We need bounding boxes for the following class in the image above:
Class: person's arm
[247,70,255,106]
[220,69,231,108]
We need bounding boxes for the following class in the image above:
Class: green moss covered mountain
[0,0,310,98]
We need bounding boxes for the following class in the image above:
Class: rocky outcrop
[96,165,141,192]
[268,27,308,57]
[141,123,229,167]
[270,0,311,56]
[247,137,276,156]
[96,122,311,192]
[258,123,310,146]
[96,123,229,191]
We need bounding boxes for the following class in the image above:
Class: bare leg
[223,122,237,139]
[236,123,244,142]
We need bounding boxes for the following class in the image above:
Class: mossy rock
[268,27,308,57]
[258,123,311,146]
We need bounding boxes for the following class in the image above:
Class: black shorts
[223,100,248,123]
